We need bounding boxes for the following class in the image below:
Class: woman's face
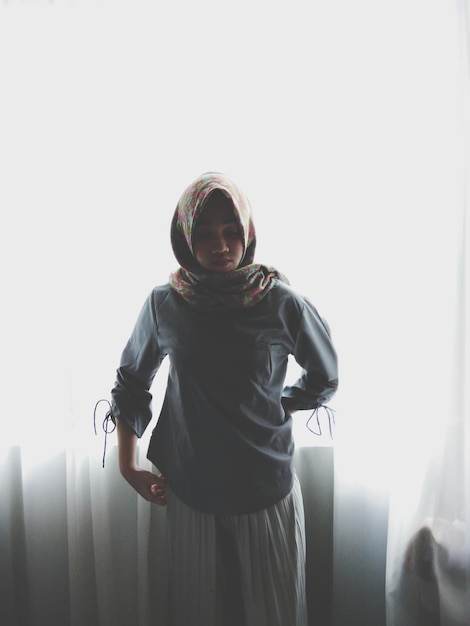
[192,195,244,273]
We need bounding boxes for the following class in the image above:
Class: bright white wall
[0,1,464,473]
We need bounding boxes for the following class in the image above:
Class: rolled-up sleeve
[111,293,166,437]
[282,299,338,411]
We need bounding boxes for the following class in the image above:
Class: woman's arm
[282,298,339,410]
[116,419,167,506]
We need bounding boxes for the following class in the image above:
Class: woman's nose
[211,234,229,253]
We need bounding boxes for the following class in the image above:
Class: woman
[111,172,338,626]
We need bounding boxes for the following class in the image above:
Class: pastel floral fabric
[169,172,288,309]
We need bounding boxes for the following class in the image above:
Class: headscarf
[169,172,288,310]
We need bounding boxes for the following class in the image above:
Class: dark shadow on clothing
[215,516,247,626]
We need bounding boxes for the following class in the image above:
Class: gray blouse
[111,280,338,514]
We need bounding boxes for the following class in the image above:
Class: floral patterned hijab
[169,172,288,309]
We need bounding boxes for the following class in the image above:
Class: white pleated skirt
[166,474,308,626]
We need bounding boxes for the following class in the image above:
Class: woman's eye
[193,230,211,239]
[225,229,241,239]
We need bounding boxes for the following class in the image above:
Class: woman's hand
[121,466,167,506]
[116,418,167,505]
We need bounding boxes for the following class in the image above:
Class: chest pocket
[252,342,286,386]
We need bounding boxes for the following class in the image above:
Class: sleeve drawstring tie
[306,405,336,439]
[93,399,116,468]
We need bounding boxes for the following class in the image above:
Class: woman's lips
[211,258,231,267]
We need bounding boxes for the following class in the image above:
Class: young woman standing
[111,172,338,626]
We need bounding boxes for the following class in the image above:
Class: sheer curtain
[0,2,468,625]
[385,3,470,624]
